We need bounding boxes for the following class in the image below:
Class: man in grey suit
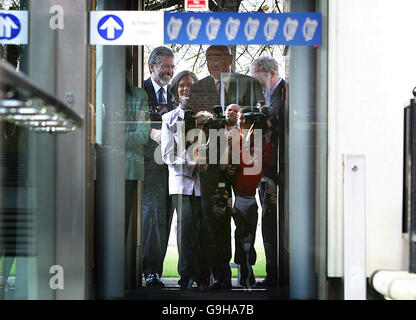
[250,56,287,287]
[188,45,264,289]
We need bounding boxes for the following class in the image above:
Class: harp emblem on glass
[283,17,298,41]
[167,16,183,40]
[244,17,260,41]
[186,16,202,40]
[302,17,318,42]
[225,17,240,41]
[263,17,279,41]
[206,16,221,40]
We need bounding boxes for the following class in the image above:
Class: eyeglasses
[158,64,175,70]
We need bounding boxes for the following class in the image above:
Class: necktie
[158,87,166,105]
[216,80,221,95]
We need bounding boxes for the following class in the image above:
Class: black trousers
[141,169,172,279]
[200,199,232,284]
[171,194,206,284]
[199,165,232,284]
[258,180,278,282]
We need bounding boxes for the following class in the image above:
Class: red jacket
[231,137,273,197]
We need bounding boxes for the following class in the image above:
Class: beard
[155,71,172,86]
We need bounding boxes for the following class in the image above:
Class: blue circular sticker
[97,14,124,41]
[0,13,21,40]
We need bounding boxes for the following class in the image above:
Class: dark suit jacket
[269,79,286,188]
[269,79,286,129]
[143,77,174,173]
[262,79,286,184]
[143,77,175,111]
[188,73,264,114]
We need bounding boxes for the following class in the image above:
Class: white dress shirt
[150,77,168,104]
[161,106,201,196]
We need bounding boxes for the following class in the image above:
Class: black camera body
[183,107,195,132]
[149,104,167,122]
[243,107,268,130]
[200,105,227,131]
[215,182,228,208]
[183,108,196,149]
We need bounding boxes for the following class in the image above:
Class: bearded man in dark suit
[188,45,264,114]
[143,47,175,113]
[141,46,176,287]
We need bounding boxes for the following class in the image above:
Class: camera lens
[216,197,228,208]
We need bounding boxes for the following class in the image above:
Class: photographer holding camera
[193,105,234,290]
[227,106,274,288]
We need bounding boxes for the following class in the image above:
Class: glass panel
[135,44,286,290]
[0,0,330,300]
[93,40,287,296]
[0,0,56,300]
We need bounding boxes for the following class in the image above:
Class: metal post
[54,0,90,300]
[315,0,329,300]
[95,0,126,299]
[288,0,318,300]
[409,88,416,273]
[26,0,57,299]
[135,0,144,289]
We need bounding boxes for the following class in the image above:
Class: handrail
[0,60,83,132]
[371,270,416,300]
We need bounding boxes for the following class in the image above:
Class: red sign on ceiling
[185,0,209,11]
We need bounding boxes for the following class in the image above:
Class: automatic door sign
[164,12,321,46]
[90,11,163,45]
[0,10,28,44]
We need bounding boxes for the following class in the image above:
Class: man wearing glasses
[142,46,175,287]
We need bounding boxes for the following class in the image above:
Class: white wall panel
[328,0,416,277]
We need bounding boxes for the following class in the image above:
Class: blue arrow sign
[97,14,124,41]
[0,12,21,40]
[164,12,321,46]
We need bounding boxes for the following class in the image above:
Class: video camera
[195,105,228,164]
[149,104,168,122]
[183,106,195,134]
[215,182,229,209]
[200,105,227,131]
[242,105,269,130]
